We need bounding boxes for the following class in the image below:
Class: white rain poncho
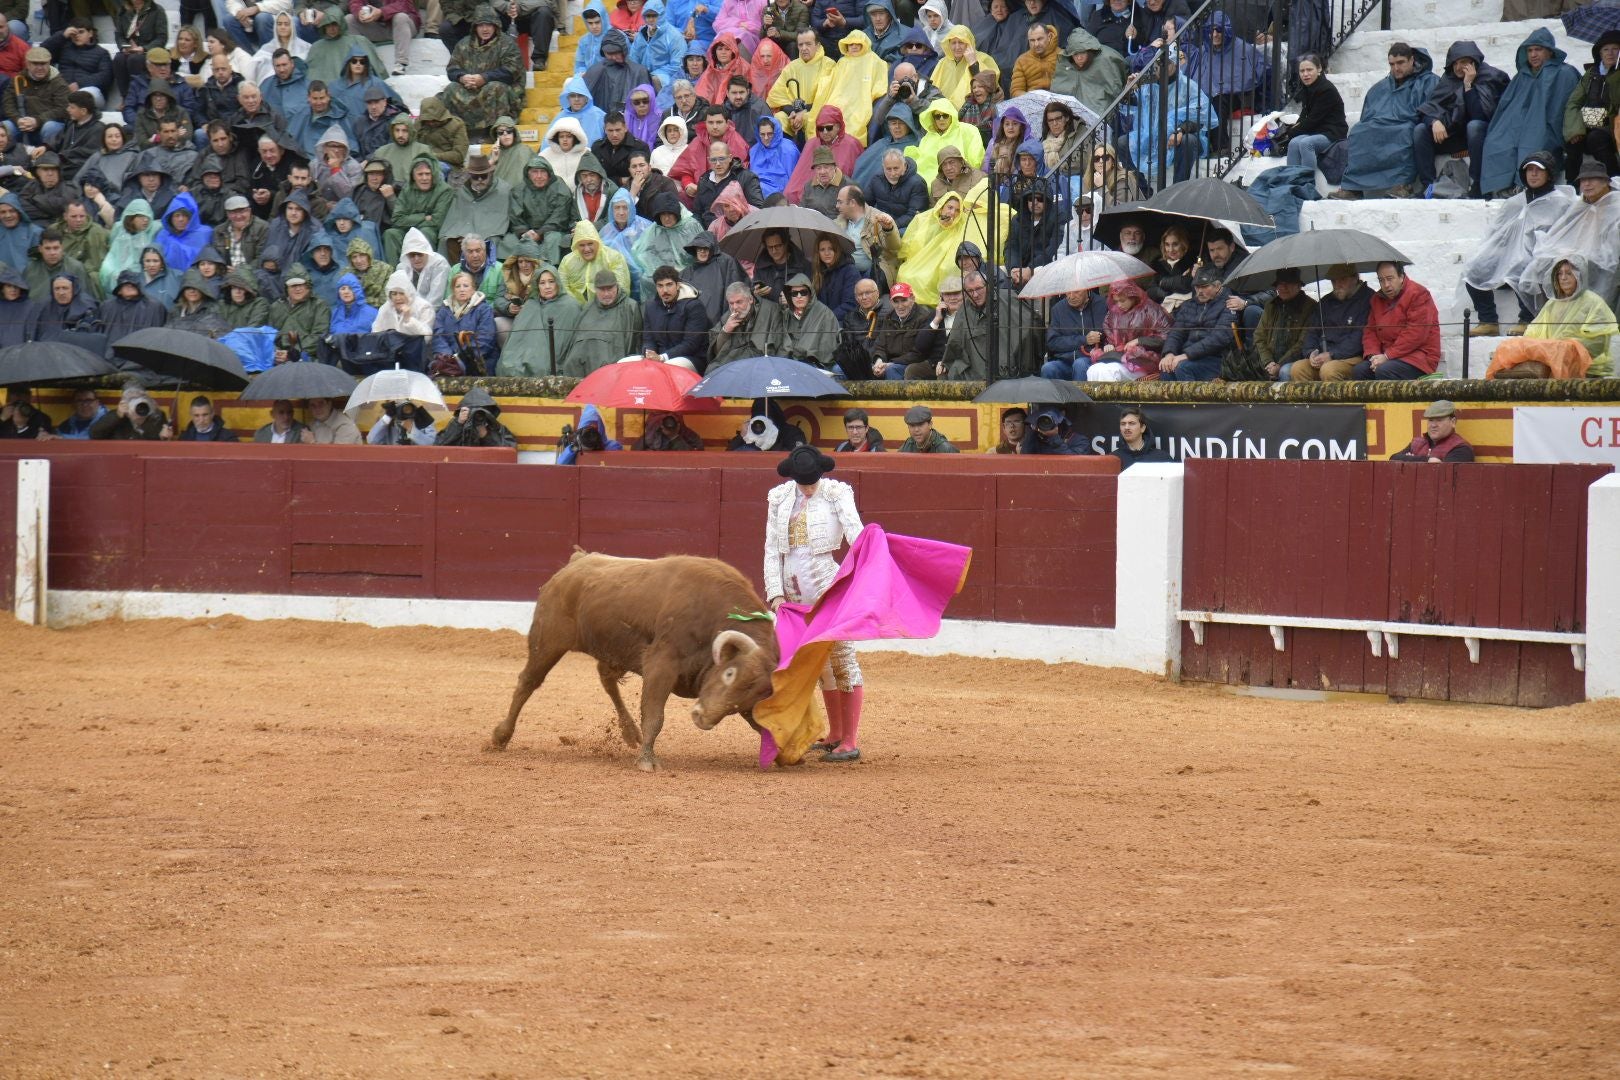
[1464,186,1573,314]
[1518,185,1620,314]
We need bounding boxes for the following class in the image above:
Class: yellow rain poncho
[767,40,835,127]
[1496,257,1620,377]
[904,98,986,187]
[810,30,889,148]
[557,220,631,304]
[895,177,1011,305]
[931,24,1000,109]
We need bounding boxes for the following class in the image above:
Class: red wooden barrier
[1180,460,1611,706]
[0,444,1120,630]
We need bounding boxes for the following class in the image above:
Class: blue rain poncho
[1340,48,1437,192]
[1478,28,1582,196]
[1125,68,1215,189]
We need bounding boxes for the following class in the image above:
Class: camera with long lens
[896,78,916,101]
[131,398,155,419]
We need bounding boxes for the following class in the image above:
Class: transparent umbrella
[1018,249,1155,300]
[343,366,450,430]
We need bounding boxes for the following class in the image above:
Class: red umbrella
[564,359,720,413]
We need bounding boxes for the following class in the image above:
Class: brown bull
[491,550,781,771]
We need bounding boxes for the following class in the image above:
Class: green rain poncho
[498,263,584,376]
[100,198,161,296]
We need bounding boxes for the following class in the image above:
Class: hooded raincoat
[853,101,921,189]
[713,0,767,55]
[561,279,642,375]
[932,25,999,109]
[695,32,753,105]
[750,38,792,98]
[574,0,611,75]
[749,115,801,197]
[784,105,863,200]
[631,0,687,107]
[219,270,273,329]
[632,192,705,275]
[559,219,633,303]
[895,177,1007,305]
[100,198,161,296]
[500,264,584,375]
[1520,186,1620,316]
[542,116,592,188]
[373,268,437,336]
[1515,256,1619,376]
[1463,151,1572,310]
[1126,65,1215,188]
[1341,47,1438,192]
[557,403,623,462]
[813,30,890,145]
[681,231,750,325]
[1479,28,1581,196]
[552,74,608,144]
[383,156,454,259]
[155,192,214,274]
[1183,11,1271,101]
[97,269,168,344]
[329,271,379,333]
[905,97,986,186]
[651,114,689,176]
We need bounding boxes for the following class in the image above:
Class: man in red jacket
[669,106,750,198]
[1353,261,1441,380]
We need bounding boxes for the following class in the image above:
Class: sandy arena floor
[1,616,1616,1079]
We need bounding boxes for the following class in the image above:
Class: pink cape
[751,525,972,768]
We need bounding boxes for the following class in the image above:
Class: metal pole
[1269,13,1284,116]
[1461,311,1471,379]
[1156,52,1169,193]
[987,183,1000,381]
[1380,0,1391,32]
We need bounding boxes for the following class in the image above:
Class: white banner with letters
[1513,407,1620,464]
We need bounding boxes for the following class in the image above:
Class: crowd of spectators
[0,0,1608,422]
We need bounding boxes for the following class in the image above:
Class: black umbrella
[111,327,249,390]
[686,355,846,398]
[1143,177,1274,227]
[1221,228,1411,293]
[974,377,1094,405]
[1090,200,1153,250]
[717,205,855,264]
[237,360,359,402]
[0,340,118,386]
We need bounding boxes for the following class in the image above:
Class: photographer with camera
[556,402,623,464]
[366,400,440,445]
[436,386,519,448]
[90,384,167,440]
[0,388,56,440]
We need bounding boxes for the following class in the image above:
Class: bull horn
[711,629,759,666]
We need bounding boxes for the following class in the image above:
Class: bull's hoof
[618,723,642,748]
[637,757,659,773]
[489,727,512,750]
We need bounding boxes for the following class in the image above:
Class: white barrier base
[46,590,1144,672]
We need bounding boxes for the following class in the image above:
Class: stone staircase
[1223,0,1599,376]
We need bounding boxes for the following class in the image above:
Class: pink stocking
[820,688,844,746]
[838,687,863,751]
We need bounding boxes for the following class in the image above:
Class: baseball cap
[146,46,171,63]
[1422,400,1457,419]
[224,195,250,210]
[1193,265,1223,287]
[889,283,913,300]
[904,405,932,424]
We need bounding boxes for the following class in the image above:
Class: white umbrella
[1018,249,1155,300]
[343,366,450,430]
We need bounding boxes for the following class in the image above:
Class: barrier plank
[0,461,14,613]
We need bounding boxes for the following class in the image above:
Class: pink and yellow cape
[751,525,973,768]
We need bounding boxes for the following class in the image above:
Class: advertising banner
[1513,407,1620,465]
[1069,403,1367,460]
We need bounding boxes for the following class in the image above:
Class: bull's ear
[711,629,759,667]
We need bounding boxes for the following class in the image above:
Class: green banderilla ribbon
[727,610,775,622]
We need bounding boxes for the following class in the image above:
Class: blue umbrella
[1563,1,1620,44]
[686,356,846,399]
